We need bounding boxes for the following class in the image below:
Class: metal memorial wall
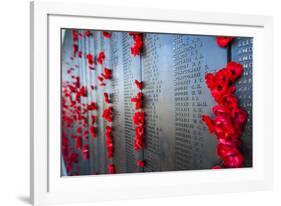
[61,29,253,176]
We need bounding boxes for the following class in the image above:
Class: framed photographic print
[30,0,273,205]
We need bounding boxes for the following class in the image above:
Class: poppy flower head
[97,51,105,65]
[226,61,243,82]
[102,31,112,38]
[216,36,233,48]
[137,160,145,168]
[104,92,110,104]
[202,115,214,133]
[108,164,116,174]
[86,53,94,65]
[89,125,96,138]
[102,107,113,122]
[132,111,145,126]
[84,30,92,37]
[134,80,142,90]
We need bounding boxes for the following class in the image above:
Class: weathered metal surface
[231,37,253,167]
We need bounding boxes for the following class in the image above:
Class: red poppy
[212,105,230,117]
[202,115,214,133]
[76,126,82,134]
[84,30,92,37]
[97,76,104,82]
[134,137,145,150]
[72,44,78,57]
[102,31,112,38]
[137,160,145,168]
[213,116,237,140]
[133,111,145,126]
[86,53,94,65]
[220,94,238,110]
[102,107,113,122]
[97,51,105,65]
[216,36,233,48]
[131,92,143,109]
[129,32,143,56]
[91,115,96,125]
[102,68,112,79]
[217,143,238,157]
[108,164,116,174]
[75,136,82,150]
[79,86,87,97]
[134,80,142,90]
[226,61,243,82]
[223,152,244,168]
[205,73,216,89]
[135,126,144,137]
[87,102,97,111]
[72,29,78,41]
[89,125,96,138]
[231,108,248,128]
[104,92,110,104]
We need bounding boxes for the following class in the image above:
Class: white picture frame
[30,0,273,205]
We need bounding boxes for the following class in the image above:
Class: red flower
[133,111,145,126]
[134,80,142,90]
[97,76,104,82]
[134,136,145,150]
[205,73,216,89]
[72,44,78,57]
[102,107,113,122]
[223,152,244,168]
[89,125,96,138]
[84,30,92,37]
[91,115,96,125]
[75,137,82,150]
[79,86,87,97]
[72,29,78,41]
[217,143,238,157]
[216,36,233,48]
[101,68,112,80]
[102,31,112,38]
[131,92,143,109]
[108,164,116,174]
[137,160,145,168]
[202,115,214,133]
[202,60,247,169]
[129,32,143,56]
[87,102,97,111]
[76,126,82,134]
[212,105,230,117]
[213,116,237,140]
[226,61,243,82]
[104,92,110,104]
[135,126,144,137]
[97,51,105,64]
[86,53,94,65]
[231,108,248,128]
[220,94,238,110]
